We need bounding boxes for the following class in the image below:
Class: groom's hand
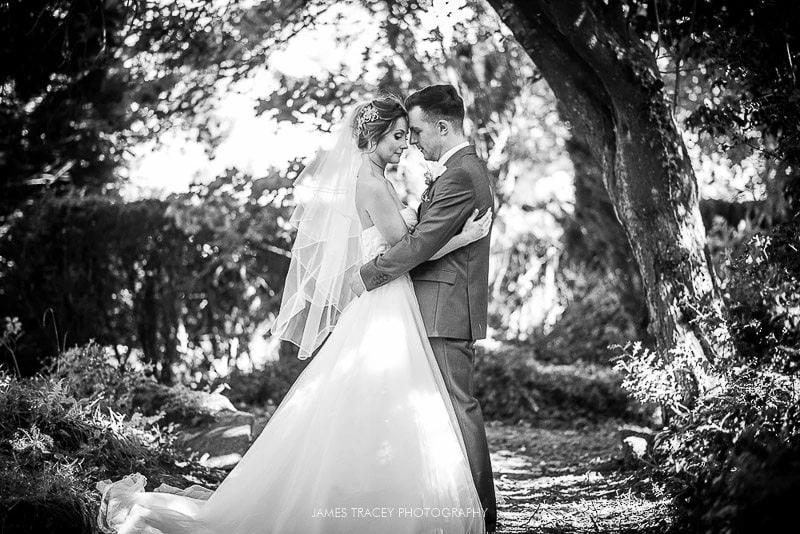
[350,270,366,297]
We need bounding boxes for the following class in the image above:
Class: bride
[97,95,492,534]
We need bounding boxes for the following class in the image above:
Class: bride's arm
[360,179,491,256]
[379,176,491,256]
[427,208,492,260]
[358,178,410,246]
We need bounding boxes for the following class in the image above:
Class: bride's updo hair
[352,95,407,150]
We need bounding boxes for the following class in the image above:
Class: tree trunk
[565,131,647,327]
[158,267,178,385]
[485,0,732,404]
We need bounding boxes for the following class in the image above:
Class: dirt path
[487,420,674,533]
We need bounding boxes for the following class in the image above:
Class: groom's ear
[436,119,449,136]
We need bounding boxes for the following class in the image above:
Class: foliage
[2,196,170,376]
[615,217,800,532]
[48,342,226,428]
[218,352,310,409]
[540,267,643,365]
[164,166,297,380]
[0,0,201,217]
[640,1,800,162]
[473,343,635,425]
[0,0,321,219]
[0,175,293,382]
[0,0,132,218]
[658,368,800,533]
[0,316,23,377]
[47,342,154,416]
[0,357,225,532]
[726,221,800,373]
[687,430,800,533]
[213,339,635,426]
[488,202,568,340]
[625,0,800,219]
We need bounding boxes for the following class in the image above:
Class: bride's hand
[461,208,492,243]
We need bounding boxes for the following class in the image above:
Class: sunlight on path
[487,422,674,533]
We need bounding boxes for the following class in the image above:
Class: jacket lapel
[420,145,477,212]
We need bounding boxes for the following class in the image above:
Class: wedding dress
[97,206,487,534]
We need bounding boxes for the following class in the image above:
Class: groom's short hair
[405,85,465,131]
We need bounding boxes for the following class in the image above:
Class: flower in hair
[356,104,380,136]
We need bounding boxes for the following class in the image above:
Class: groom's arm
[359,170,475,291]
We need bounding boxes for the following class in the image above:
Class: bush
[213,340,637,425]
[49,341,226,427]
[726,221,800,373]
[662,368,800,532]
[0,343,227,533]
[616,217,800,533]
[694,431,800,532]
[47,342,153,415]
[540,268,645,365]
[0,185,293,382]
[217,352,310,409]
[473,342,637,424]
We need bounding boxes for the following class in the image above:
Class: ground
[249,400,675,533]
[488,420,674,533]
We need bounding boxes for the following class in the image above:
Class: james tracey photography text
[311,507,486,519]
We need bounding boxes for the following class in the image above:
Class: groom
[351,84,497,532]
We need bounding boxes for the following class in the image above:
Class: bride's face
[374,117,409,166]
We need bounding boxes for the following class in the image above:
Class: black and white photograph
[1,1,798,532]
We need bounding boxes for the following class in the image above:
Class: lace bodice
[361,206,417,261]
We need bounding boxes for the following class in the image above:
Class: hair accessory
[356,103,380,136]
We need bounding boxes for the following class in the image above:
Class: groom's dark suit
[359,145,496,531]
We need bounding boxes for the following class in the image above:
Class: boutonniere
[425,162,446,185]
[422,162,446,202]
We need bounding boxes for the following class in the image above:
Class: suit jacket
[359,145,494,340]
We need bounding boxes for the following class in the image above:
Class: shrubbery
[215,339,636,426]
[665,369,800,532]
[50,342,232,427]
[46,342,154,416]
[540,268,644,365]
[473,342,636,425]
[218,353,310,409]
[0,176,294,382]
[616,217,800,532]
[726,222,800,373]
[0,343,226,533]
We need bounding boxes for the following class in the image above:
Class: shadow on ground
[488,420,674,533]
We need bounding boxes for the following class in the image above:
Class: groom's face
[408,106,442,161]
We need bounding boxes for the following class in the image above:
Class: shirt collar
[438,141,471,168]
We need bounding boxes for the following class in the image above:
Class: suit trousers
[428,337,497,532]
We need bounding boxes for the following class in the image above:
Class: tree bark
[565,131,646,325]
[485,0,732,404]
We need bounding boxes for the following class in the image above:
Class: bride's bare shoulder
[356,169,389,202]
[356,169,379,189]
[355,168,387,228]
